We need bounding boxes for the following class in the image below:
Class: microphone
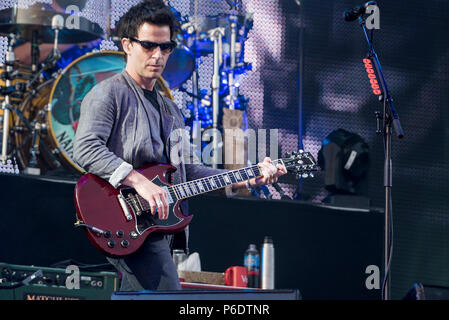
[344,1,377,22]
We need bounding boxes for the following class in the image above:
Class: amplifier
[0,262,118,300]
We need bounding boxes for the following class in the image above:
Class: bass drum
[14,50,173,173]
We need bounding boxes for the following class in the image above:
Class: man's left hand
[252,157,287,187]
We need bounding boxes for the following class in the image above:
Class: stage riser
[0,174,382,299]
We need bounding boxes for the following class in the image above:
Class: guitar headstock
[280,150,319,179]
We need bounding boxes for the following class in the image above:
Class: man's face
[123,22,172,83]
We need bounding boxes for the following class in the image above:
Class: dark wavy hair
[116,0,177,59]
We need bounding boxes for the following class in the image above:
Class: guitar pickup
[162,186,174,204]
[117,194,133,221]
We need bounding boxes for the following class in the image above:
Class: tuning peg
[292,151,297,156]
[302,173,309,179]
[309,172,314,178]
[285,152,291,158]
[299,149,304,153]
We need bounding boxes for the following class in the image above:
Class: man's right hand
[122,170,169,220]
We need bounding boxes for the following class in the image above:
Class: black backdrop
[286,0,449,298]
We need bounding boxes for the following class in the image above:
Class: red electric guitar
[74,151,318,257]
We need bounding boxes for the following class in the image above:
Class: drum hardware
[191,58,202,140]
[208,27,225,169]
[12,81,62,173]
[39,14,62,71]
[188,0,202,140]
[24,119,42,175]
[224,0,242,10]
[1,33,16,163]
[227,14,238,110]
[0,7,103,44]
[52,147,61,155]
[31,29,40,73]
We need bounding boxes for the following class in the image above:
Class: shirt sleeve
[73,84,133,187]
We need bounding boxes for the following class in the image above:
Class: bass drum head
[47,50,173,173]
[48,51,126,173]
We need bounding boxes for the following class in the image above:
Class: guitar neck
[169,159,283,200]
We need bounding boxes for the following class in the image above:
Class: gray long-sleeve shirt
[73,70,227,250]
[73,70,225,187]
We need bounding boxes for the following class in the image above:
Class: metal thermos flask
[261,236,275,289]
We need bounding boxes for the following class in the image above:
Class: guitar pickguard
[120,176,183,235]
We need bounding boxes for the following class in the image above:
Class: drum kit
[0,0,253,176]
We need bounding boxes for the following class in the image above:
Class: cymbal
[0,7,103,44]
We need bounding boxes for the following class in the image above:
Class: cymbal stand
[1,34,16,163]
[24,19,63,176]
[191,0,201,140]
[208,27,225,168]
[227,14,238,110]
[31,30,40,73]
[24,119,41,175]
[50,15,63,64]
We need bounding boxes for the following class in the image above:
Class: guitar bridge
[117,194,133,221]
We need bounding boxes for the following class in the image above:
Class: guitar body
[74,163,192,257]
[74,151,318,258]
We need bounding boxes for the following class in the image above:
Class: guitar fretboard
[126,160,284,211]
[172,159,283,201]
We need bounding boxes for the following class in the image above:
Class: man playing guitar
[73,0,286,291]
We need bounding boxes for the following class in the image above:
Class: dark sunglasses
[128,37,176,53]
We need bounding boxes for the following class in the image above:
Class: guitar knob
[107,240,115,248]
[104,230,112,238]
[121,240,129,248]
[116,230,124,238]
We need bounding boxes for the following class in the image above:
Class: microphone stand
[358,15,404,300]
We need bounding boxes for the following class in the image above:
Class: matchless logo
[25,294,82,300]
